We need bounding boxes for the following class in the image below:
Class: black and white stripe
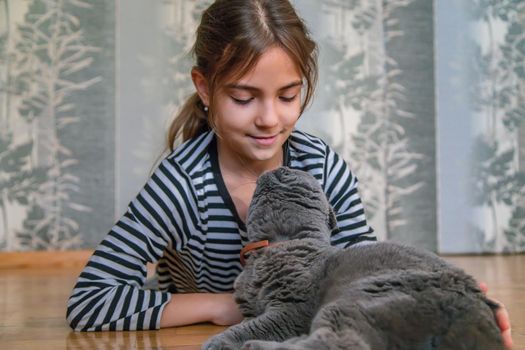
[66,130,375,331]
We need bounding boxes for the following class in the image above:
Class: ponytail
[167,93,209,152]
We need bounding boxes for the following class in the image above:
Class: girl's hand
[160,292,243,328]
[210,293,244,326]
[480,282,513,349]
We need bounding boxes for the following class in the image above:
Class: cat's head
[246,167,338,243]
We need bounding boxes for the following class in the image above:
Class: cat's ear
[328,206,338,231]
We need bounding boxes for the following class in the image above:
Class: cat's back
[322,242,457,287]
[314,242,503,350]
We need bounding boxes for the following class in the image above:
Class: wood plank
[0,250,92,269]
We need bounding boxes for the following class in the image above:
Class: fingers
[479,281,489,294]
[495,304,513,349]
[478,282,513,348]
[502,328,513,349]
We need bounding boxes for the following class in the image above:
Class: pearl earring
[204,106,209,112]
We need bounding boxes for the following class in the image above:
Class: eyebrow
[225,80,303,92]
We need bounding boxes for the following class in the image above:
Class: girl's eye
[231,96,253,105]
[279,95,297,103]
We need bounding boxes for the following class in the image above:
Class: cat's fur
[203,167,504,350]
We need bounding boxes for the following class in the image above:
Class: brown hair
[167,0,318,151]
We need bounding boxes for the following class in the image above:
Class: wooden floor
[0,252,524,350]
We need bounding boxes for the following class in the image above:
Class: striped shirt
[66,130,375,331]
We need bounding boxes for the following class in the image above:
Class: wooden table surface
[0,253,524,349]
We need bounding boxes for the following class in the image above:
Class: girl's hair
[167,0,318,151]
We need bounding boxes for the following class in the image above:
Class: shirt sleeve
[66,157,201,331]
[323,145,376,248]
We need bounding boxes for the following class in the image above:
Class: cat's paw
[201,334,239,350]
[242,340,284,350]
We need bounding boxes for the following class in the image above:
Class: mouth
[249,134,279,146]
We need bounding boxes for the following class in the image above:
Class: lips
[250,134,278,146]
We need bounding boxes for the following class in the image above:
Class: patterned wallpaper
[436,0,525,253]
[0,0,115,250]
[0,0,524,253]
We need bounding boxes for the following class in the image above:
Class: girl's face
[213,46,303,170]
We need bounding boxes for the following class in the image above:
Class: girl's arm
[66,158,201,331]
[322,146,376,247]
[160,293,243,327]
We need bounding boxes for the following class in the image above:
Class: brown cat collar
[240,240,274,266]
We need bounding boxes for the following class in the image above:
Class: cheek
[214,103,253,131]
[282,105,301,126]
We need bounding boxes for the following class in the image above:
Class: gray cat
[202,167,504,350]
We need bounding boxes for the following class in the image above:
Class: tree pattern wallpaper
[0,0,114,250]
[0,0,524,253]
[436,0,525,253]
[468,0,525,252]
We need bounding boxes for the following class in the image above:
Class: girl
[66,0,512,347]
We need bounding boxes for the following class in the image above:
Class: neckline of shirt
[208,133,291,232]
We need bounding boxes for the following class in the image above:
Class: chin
[248,151,272,161]
[234,135,287,162]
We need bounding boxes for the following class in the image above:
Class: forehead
[226,46,302,91]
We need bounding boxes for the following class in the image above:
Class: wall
[0,0,524,253]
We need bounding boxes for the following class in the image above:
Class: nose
[255,101,279,128]
[273,166,289,180]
